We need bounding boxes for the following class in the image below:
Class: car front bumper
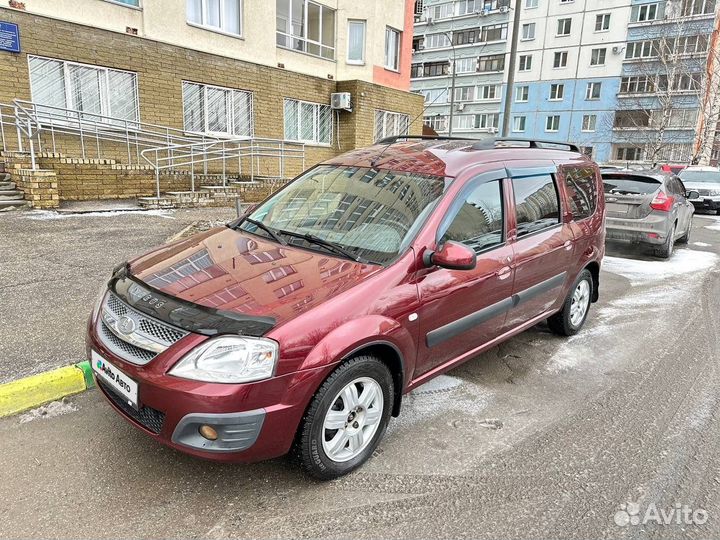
[86,316,334,463]
[689,197,720,211]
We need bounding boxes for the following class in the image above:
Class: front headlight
[169,336,279,383]
[709,189,720,197]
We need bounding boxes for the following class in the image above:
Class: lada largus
[87,137,605,479]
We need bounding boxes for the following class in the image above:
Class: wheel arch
[584,261,600,303]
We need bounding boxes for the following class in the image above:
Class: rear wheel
[293,356,393,480]
[655,223,676,259]
[548,270,593,337]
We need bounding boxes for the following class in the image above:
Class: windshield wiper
[240,218,287,246]
[277,229,365,263]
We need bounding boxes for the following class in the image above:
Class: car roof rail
[375,135,478,145]
[471,138,581,153]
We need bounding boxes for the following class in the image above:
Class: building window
[454,86,475,102]
[276,0,336,60]
[615,146,644,161]
[581,114,597,132]
[415,0,424,14]
[452,115,476,130]
[425,33,451,49]
[557,18,572,36]
[108,0,140,6]
[595,13,611,31]
[513,116,526,132]
[546,115,560,132]
[428,2,455,19]
[625,40,656,60]
[413,61,450,78]
[453,57,477,73]
[424,115,448,132]
[187,0,242,36]
[420,87,446,104]
[518,54,533,71]
[385,27,401,71]
[478,54,505,72]
[374,110,410,142]
[525,0,538,7]
[476,113,499,130]
[681,0,716,16]
[263,265,297,283]
[549,83,564,100]
[182,82,253,137]
[553,51,568,68]
[633,2,659,22]
[284,98,332,145]
[521,23,536,40]
[479,85,499,100]
[515,85,529,102]
[586,82,602,100]
[480,23,509,42]
[590,48,607,66]
[28,56,139,125]
[274,279,304,298]
[347,20,366,64]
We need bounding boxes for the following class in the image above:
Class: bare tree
[610,8,719,165]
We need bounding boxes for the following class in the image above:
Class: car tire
[655,223,676,259]
[677,220,691,244]
[293,355,394,480]
[547,269,593,337]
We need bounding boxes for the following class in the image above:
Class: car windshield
[679,170,720,184]
[238,165,449,265]
[602,175,661,195]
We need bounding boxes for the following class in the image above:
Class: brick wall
[0,7,424,203]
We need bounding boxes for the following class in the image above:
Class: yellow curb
[0,365,87,417]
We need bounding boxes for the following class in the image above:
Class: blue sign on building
[0,22,20,53]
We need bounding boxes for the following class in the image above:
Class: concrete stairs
[0,164,30,211]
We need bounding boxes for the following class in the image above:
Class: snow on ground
[602,249,718,286]
[18,400,78,423]
[23,209,175,220]
[705,223,720,232]
[693,242,712,247]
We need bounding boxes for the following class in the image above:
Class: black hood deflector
[110,264,276,337]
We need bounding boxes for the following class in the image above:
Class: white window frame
[512,115,526,132]
[553,50,568,68]
[590,48,607,66]
[276,0,336,60]
[518,54,533,71]
[284,98,333,146]
[595,13,611,32]
[557,18,572,36]
[182,81,254,137]
[453,57,477,74]
[545,115,560,132]
[385,26,402,71]
[28,55,140,126]
[374,110,410,142]
[581,114,597,132]
[515,85,529,102]
[346,19,366,64]
[479,84,499,101]
[635,2,658,22]
[586,81,602,100]
[525,0,538,8]
[549,83,564,101]
[187,0,243,37]
[521,22,536,40]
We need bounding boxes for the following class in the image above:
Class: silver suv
[679,166,720,215]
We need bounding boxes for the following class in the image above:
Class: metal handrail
[0,99,307,200]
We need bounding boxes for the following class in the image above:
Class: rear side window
[512,175,561,237]
[563,167,598,220]
[602,175,661,195]
[442,180,504,254]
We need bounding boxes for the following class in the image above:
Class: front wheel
[293,356,393,480]
[548,270,593,337]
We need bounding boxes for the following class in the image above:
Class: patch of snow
[602,249,718,286]
[693,242,712,247]
[705,223,720,232]
[18,400,78,423]
[24,209,174,220]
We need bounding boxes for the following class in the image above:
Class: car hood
[683,181,720,191]
[127,226,381,329]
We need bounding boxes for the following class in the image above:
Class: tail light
[650,191,674,212]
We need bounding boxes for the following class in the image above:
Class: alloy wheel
[569,280,591,328]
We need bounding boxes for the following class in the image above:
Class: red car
[87,137,605,479]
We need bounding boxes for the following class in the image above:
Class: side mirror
[423,241,477,271]
[687,190,700,200]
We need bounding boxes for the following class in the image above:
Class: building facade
[0,0,423,201]
[411,0,720,165]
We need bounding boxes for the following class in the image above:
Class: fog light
[198,425,218,441]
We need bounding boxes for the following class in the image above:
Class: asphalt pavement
[1,212,720,539]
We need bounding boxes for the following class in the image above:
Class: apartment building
[0,0,422,177]
[411,0,720,165]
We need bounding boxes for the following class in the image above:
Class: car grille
[98,380,166,434]
[97,292,188,365]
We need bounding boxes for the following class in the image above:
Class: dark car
[602,170,697,258]
[87,137,605,479]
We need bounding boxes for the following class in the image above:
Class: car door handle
[496,266,512,280]
[564,240,573,251]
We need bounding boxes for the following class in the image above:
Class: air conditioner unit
[612,45,625,55]
[477,9,487,16]
[489,126,499,134]
[426,15,433,24]
[499,6,510,13]
[331,92,352,111]
[457,103,465,111]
